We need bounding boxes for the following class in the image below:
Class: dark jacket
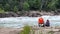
[45,20,50,27]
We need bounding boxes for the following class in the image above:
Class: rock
[5,12,18,17]
[0,12,19,18]
[16,12,21,17]
[0,13,6,18]
[0,11,59,17]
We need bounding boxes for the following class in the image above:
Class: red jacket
[38,17,44,24]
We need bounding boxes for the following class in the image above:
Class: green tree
[33,0,41,10]
[47,0,58,11]
[56,0,60,9]
[28,0,41,10]
[0,4,3,9]
[0,8,5,13]
[13,6,18,12]
[0,0,60,12]
[4,4,10,11]
[23,2,30,11]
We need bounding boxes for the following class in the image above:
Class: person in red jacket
[38,17,44,27]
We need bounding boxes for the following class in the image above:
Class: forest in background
[0,0,60,12]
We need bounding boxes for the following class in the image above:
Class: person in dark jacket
[45,20,50,27]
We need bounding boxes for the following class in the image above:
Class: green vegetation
[0,0,60,12]
[0,8,5,13]
[13,6,18,12]
[23,2,30,11]
[47,0,58,11]
[48,31,54,34]
[20,25,31,34]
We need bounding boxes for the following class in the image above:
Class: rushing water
[0,16,60,28]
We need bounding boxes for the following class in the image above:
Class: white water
[0,16,60,28]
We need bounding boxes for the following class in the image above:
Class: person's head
[47,20,49,22]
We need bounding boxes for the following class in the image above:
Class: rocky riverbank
[0,11,60,18]
[0,27,60,34]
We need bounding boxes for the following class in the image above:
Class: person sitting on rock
[45,20,50,27]
[38,17,44,27]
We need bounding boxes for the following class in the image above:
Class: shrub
[20,25,31,34]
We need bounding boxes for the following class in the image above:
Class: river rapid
[0,16,60,28]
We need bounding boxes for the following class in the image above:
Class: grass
[48,31,54,34]
[19,25,31,34]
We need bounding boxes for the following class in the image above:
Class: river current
[0,16,60,28]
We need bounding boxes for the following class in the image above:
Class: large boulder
[0,12,19,18]
[5,12,19,17]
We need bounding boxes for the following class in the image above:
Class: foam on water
[0,16,60,28]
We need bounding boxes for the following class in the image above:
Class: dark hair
[47,20,49,21]
[46,20,50,23]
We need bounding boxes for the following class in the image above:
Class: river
[0,16,60,28]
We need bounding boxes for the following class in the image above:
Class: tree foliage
[0,0,60,12]
[13,6,18,12]
[0,8,5,13]
[47,0,58,10]
[23,2,30,11]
